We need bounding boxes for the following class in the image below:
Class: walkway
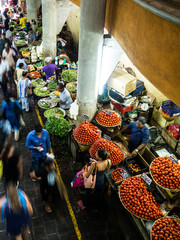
[0,94,145,240]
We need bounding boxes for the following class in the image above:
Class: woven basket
[150,162,180,193]
[150,216,180,240]
[95,110,121,128]
[73,131,94,152]
[118,179,164,221]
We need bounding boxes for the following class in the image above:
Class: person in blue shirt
[121,116,150,157]
[26,124,51,181]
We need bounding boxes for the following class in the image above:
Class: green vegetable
[45,116,70,137]
[51,98,60,103]
[10,21,17,27]
[61,70,77,82]
[39,101,51,109]
[47,81,57,91]
[20,47,31,52]
[33,61,44,68]
[31,78,42,87]
[34,87,50,97]
[14,39,27,47]
[44,108,64,118]
[12,30,17,35]
[66,83,76,92]
[19,31,26,39]
[36,27,42,35]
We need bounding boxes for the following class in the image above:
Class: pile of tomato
[90,138,123,166]
[150,157,180,190]
[152,217,180,240]
[96,110,121,126]
[120,177,163,220]
[111,168,127,182]
[74,121,100,144]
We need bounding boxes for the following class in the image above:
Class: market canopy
[70,0,180,106]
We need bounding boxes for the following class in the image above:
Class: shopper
[57,82,73,110]
[40,158,60,213]
[78,149,111,211]
[3,8,10,31]
[2,93,22,141]
[42,57,57,80]
[18,71,32,112]
[26,124,51,181]
[0,182,33,240]
[28,28,36,45]
[5,26,13,43]
[121,116,150,157]
[0,33,10,56]
[16,54,29,70]
[0,56,9,94]
[14,62,24,96]
[2,43,17,72]
[19,13,27,30]
[2,143,23,185]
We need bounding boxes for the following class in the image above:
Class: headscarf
[45,57,52,64]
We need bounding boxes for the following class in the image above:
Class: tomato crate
[161,128,179,150]
[125,154,148,176]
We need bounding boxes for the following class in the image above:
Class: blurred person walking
[0,182,33,240]
[26,124,51,181]
[2,93,23,141]
[18,71,32,112]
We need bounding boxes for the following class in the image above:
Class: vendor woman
[121,116,150,157]
[42,57,57,80]
[57,82,73,110]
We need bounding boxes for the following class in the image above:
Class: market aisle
[0,97,145,240]
[0,105,77,240]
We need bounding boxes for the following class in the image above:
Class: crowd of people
[0,3,113,240]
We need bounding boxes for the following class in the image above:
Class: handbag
[25,79,33,98]
[83,162,97,189]
[71,165,87,188]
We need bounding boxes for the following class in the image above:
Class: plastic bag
[168,124,180,140]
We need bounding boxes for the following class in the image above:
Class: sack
[0,161,3,179]
[168,124,180,140]
[71,165,86,188]
[83,162,97,189]
[25,79,33,98]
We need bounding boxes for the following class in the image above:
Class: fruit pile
[152,217,180,240]
[74,121,100,144]
[129,163,141,172]
[111,168,127,182]
[90,138,123,165]
[150,157,180,190]
[120,177,163,220]
[96,110,121,127]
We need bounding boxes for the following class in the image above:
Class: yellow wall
[70,0,180,106]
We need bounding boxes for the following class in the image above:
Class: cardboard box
[108,68,137,97]
[161,128,179,150]
[152,107,174,128]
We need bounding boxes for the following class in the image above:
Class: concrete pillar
[26,0,38,31]
[42,0,57,59]
[77,0,106,122]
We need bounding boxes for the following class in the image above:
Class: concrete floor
[0,93,146,240]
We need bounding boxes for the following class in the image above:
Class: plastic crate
[162,100,180,117]
[125,155,148,176]
[111,101,135,114]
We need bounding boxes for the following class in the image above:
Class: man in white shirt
[0,56,9,94]
[57,82,73,110]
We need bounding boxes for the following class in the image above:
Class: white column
[42,0,57,59]
[26,0,38,31]
[77,0,107,122]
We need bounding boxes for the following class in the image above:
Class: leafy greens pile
[44,107,64,118]
[45,116,70,137]
[34,87,50,97]
[61,70,77,82]
[47,81,58,91]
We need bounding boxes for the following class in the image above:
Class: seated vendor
[121,116,150,157]
[42,57,57,80]
[57,82,73,110]
[28,28,36,45]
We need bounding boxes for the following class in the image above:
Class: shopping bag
[71,165,87,188]
[83,162,97,189]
